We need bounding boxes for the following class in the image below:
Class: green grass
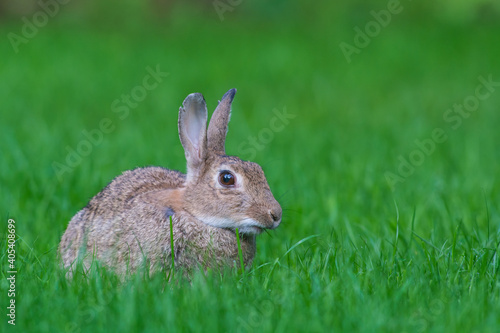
[1,2,500,332]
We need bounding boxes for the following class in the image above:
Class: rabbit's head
[178,89,282,234]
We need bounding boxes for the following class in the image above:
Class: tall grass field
[1,1,500,332]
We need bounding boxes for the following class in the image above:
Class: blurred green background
[1,0,500,332]
[1,0,499,245]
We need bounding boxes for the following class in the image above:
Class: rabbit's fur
[59,89,282,277]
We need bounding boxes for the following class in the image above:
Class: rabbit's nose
[269,208,282,229]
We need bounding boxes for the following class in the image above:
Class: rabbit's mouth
[196,215,269,234]
[237,225,265,235]
[236,218,270,235]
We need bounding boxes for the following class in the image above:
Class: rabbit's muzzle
[268,207,282,230]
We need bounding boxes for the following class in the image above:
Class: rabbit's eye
[219,171,235,187]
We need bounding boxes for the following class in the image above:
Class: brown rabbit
[59,89,282,277]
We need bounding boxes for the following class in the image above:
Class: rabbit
[59,88,282,277]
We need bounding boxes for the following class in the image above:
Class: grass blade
[235,228,245,275]
[170,215,175,278]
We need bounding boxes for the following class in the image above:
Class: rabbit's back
[85,166,185,218]
[59,167,186,272]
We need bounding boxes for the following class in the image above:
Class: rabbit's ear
[179,93,208,178]
[207,88,236,154]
